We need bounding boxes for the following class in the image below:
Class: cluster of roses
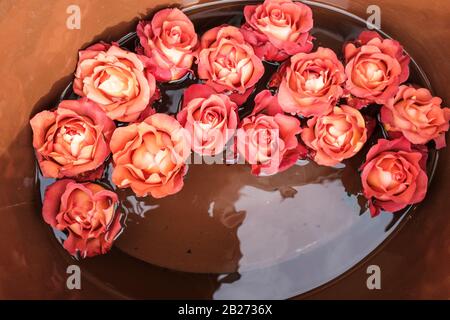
[30,0,449,257]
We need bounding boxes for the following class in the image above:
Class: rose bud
[197,25,265,105]
[381,85,450,149]
[30,98,115,179]
[278,47,346,117]
[110,113,191,198]
[301,105,367,166]
[73,42,156,122]
[42,179,123,258]
[241,0,314,62]
[344,31,410,106]
[236,90,306,175]
[360,138,428,217]
[177,84,239,156]
[137,8,199,82]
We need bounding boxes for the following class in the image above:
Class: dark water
[35,0,438,299]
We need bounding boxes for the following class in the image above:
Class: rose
[301,105,367,166]
[30,98,115,179]
[236,90,305,175]
[110,113,191,198]
[137,8,198,82]
[241,0,314,62]
[360,138,428,217]
[197,25,265,105]
[177,84,238,156]
[73,42,156,122]
[278,47,346,117]
[381,85,450,149]
[344,31,410,106]
[42,179,123,258]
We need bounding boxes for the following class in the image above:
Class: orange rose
[344,31,410,106]
[197,25,265,105]
[137,8,198,82]
[236,90,305,175]
[74,42,156,122]
[30,98,115,179]
[177,84,238,156]
[381,85,450,149]
[42,179,123,258]
[360,138,428,217]
[278,47,346,117]
[110,113,191,198]
[301,105,367,166]
[241,0,314,61]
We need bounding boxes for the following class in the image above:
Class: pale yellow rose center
[60,125,87,156]
[305,74,325,92]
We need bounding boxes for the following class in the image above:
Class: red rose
[381,85,450,148]
[301,105,367,166]
[236,90,305,175]
[278,47,346,117]
[344,31,410,106]
[42,179,123,258]
[197,25,265,105]
[360,138,428,217]
[137,8,198,82]
[30,98,115,179]
[241,0,314,61]
[177,84,238,156]
[74,43,156,122]
[110,113,191,198]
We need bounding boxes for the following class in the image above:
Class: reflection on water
[115,156,371,274]
[236,180,361,271]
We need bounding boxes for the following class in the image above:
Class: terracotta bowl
[0,0,448,299]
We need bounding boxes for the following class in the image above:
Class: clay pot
[0,0,448,299]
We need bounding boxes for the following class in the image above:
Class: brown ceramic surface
[0,0,448,299]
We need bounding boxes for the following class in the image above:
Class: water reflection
[115,157,368,274]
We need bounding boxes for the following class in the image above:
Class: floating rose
[110,113,191,198]
[301,105,367,166]
[381,85,450,149]
[30,99,115,179]
[137,8,198,82]
[344,31,410,106]
[236,90,306,175]
[278,47,346,117]
[241,0,314,62]
[197,25,265,105]
[360,138,428,217]
[74,43,156,122]
[177,84,238,156]
[42,179,123,258]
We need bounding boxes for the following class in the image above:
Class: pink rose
[42,179,123,258]
[241,0,314,61]
[110,113,191,198]
[236,90,306,175]
[360,138,428,217]
[30,98,115,179]
[197,25,265,105]
[301,105,367,166]
[381,85,450,149]
[177,84,238,156]
[278,47,346,117]
[74,42,156,122]
[344,31,410,106]
[137,8,198,82]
